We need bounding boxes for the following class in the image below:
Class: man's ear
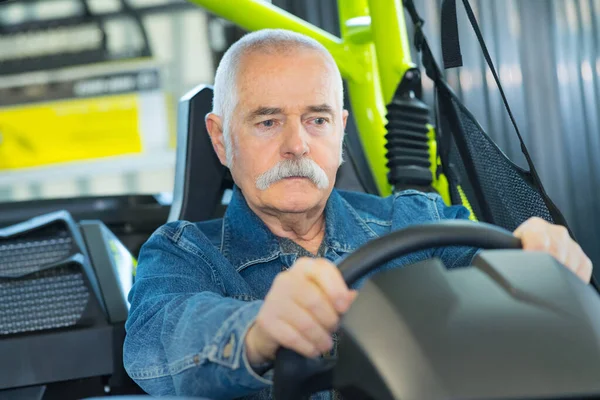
[205,113,228,166]
[342,109,349,130]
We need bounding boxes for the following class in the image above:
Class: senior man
[123,29,592,399]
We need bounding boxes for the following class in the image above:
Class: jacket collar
[221,186,377,272]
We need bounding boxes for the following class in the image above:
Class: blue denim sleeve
[430,195,481,268]
[123,223,271,399]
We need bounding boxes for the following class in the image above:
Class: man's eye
[313,118,328,125]
[260,119,275,128]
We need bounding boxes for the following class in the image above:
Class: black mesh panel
[0,264,89,335]
[0,222,90,335]
[0,236,73,277]
[439,84,554,232]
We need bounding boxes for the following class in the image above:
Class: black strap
[404,0,442,84]
[441,0,463,68]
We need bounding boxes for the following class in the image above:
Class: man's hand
[245,257,356,365]
[514,217,593,283]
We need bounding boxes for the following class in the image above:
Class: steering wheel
[272,220,522,400]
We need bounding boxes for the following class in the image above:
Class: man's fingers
[293,280,340,332]
[269,320,320,359]
[515,218,593,284]
[518,227,550,252]
[285,303,333,353]
[256,258,363,362]
[577,256,594,283]
[571,243,593,282]
[296,257,353,313]
[513,217,545,238]
[517,223,568,264]
[551,225,571,265]
[564,242,582,275]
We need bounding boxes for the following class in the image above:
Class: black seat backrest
[168,85,232,223]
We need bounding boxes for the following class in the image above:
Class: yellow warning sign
[0,93,143,170]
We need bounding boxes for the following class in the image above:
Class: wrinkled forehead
[234,48,341,116]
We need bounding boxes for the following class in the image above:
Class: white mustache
[255,158,330,190]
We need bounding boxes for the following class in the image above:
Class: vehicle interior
[1,0,600,399]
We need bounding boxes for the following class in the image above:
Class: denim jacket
[123,187,478,399]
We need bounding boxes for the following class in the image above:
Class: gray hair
[212,29,345,166]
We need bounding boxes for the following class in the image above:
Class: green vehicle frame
[188,0,450,202]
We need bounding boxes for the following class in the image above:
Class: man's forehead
[238,85,335,113]
[238,51,336,87]
[233,49,341,118]
[238,45,334,75]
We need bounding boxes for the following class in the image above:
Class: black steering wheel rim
[339,220,521,286]
[274,220,522,400]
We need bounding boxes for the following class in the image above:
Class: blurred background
[1,2,599,398]
[0,0,598,264]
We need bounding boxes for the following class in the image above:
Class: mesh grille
[0,236,73,277]
[445,96,554,232]
[0,264,89,335]
[0,223,88,336]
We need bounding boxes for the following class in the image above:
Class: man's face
[225,49,347,214]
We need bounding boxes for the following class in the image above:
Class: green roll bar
[188,0,450,202]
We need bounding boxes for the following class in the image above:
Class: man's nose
[281,120,309,159]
